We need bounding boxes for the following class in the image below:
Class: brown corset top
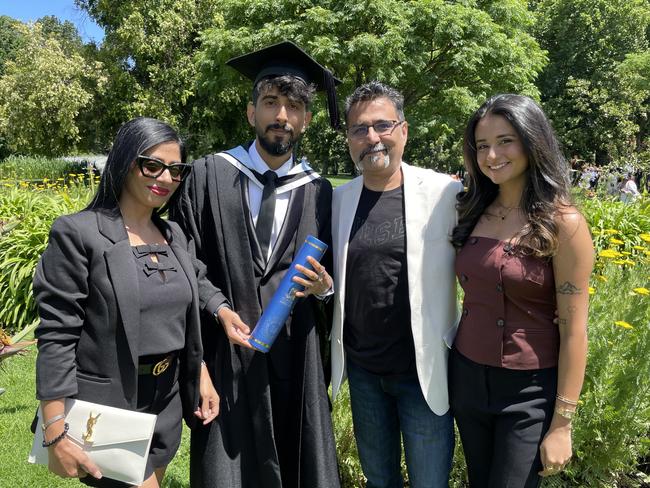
[454,236,560,370]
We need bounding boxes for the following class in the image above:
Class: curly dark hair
[252,74,316,108]
[452,94,572,257]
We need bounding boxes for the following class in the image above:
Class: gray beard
[355,152,391,174]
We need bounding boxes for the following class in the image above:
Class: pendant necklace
[485,202,521,220]
[496,204,520,220]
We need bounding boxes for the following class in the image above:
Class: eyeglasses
[136,155,192,182]
[347,120,404,139]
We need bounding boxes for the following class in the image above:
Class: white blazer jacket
[331,163,463,415]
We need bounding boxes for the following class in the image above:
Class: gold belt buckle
[152,356,171,376]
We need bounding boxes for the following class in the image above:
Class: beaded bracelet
[42,422,69,448]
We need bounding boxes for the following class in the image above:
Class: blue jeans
[347,360,454,488]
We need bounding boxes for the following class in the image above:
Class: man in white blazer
[330,82,463,488]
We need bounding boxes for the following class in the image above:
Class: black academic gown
[170,143,339,488]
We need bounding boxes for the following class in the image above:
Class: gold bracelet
[556,394,578,406]
[555,405,576,420]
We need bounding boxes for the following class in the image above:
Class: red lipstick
[148,185,170,197]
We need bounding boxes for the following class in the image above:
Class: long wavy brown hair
[451,94,572,257]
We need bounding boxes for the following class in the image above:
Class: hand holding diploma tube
[249,235,329,352]
[293,256,333,298]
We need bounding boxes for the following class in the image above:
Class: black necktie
[256,170,278,259]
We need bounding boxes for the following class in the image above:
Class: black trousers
[448,347,557,488]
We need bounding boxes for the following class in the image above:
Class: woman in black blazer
[34,117,220,487]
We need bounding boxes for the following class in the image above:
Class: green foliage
[0,181,93,334]
[0,23,106,157]
[536,0,650,163]
[36,15,84,54]
[192,0,546,171]
[578,193,650,251]
[332,385,367,486]
[0,15,25,77]
[74,0,225,151]
[0,156,86,181]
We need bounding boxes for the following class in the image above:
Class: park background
[0,0,649,487]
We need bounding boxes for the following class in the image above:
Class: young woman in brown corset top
[449,94,594,487]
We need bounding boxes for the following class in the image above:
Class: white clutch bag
[29,398,157,486]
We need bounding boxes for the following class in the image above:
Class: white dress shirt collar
[248,142,294,177]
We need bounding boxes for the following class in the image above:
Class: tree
[535,0,650,163]
[0,23,106,157]
[75,0,225,149]
[193,0,546,172]
[36,15,84,54]
[0,16,24,77]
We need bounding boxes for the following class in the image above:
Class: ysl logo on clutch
[82,412,101,443]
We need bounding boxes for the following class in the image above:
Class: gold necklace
[487,201,521,220]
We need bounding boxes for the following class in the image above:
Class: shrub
[0,155,89,181]
[0,179,93,334]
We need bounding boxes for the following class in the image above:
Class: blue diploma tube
[249,235,328,352]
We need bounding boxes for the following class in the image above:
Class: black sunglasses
[136,155,192,182]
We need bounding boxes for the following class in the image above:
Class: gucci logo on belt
[153,357,171,376]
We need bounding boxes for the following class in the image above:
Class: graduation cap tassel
[324,69,341,130]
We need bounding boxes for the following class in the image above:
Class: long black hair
[87,117,187,214]
[452,94,572,257]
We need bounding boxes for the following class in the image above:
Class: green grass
[1,350,76,487]
[0,350,192,488]
[325,174,354,188]
[0,349,362,488]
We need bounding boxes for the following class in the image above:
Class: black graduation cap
[226,41,342,129]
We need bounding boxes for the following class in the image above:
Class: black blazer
[33,208,203,426]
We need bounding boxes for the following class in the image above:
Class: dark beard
[256,123,298,156]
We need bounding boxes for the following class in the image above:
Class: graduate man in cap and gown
[170,41,341,488]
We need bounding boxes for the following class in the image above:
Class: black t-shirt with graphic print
[343,185,415,376]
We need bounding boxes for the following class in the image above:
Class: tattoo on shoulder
[558,318,568,326]
[557,281,582,295]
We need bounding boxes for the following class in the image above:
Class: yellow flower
[599,249,622,258]
[621,251,632,256]
[596,275,608,282]
[640,233,650,243]
[613,259,635,266]
[588,287,595,295]
[633,246,646,251]
[609,238,625,245]
[605,229,619,235]
[614,321,634,329]
[633,287,650,296]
